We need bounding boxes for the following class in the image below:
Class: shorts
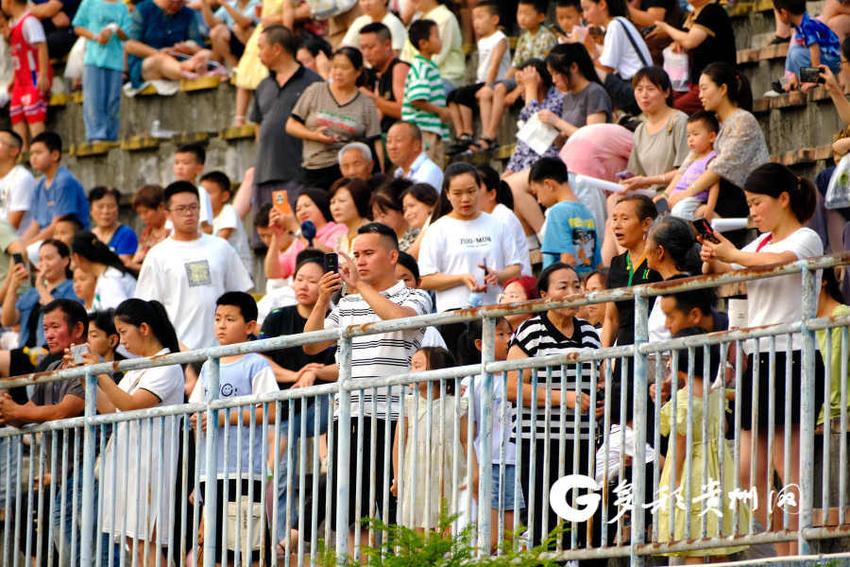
[199,479,267,563]
[10,81,47,125]
[739,350,825,430]
[447,82,484,108]
[229,31,246,58]
[489,463,525,511]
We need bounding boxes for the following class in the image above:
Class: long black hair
[743,162,817,224]
[114,298,180,355]
[72,231,133,276]
[434,162,482,221]
[477,165,515,209]
[545,42,602,85]
[40,238,73,279]
[647,216,701,274]
[701,61,754,113]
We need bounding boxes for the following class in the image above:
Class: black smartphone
[691,218,720,244]
[324,253,338,274]
[799,66,825,84]
[12,253,23,265]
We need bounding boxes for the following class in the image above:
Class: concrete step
[730,0,826,51]
[752,87,842,156]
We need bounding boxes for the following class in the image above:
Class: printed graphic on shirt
[185,260,212,287]
[572,220,597,269]
[313,110,363,139]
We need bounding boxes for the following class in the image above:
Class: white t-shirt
[213,203,252,274]
[475,30,510,83]
[736,228,823,352]
[648,300,670,343]
[419,213,523,312]
[135,234,253,349]
[341,12,408,52]
[490,203,531,276]
[20,14,46,44]
[0,165,34,235]
[93,266,137,311]
[599,17,651,80]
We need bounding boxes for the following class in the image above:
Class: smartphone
[12,253,23,265]
[691,217,720,244]
[272,190,293,216]
[324,253,338,274]
[70,343,89,364]
[799,66,825,84]
[615,170,634,181]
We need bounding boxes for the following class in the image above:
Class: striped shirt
[326,280,433,419]
[510,315,601,440]
[401,55,450,139]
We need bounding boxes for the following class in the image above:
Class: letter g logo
[550,474,602,523]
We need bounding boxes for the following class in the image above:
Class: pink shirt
[277,221,348,278]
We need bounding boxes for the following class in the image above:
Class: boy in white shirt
[200,170,253,273]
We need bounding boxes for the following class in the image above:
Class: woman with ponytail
[95,298,184,565]
[700,162,824,556]
[72,231,137,311]
[668,62,769,241]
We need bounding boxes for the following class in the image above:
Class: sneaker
[769,34,791,45]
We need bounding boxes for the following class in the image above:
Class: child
[816,268,850,428]
[73,266,97,312]
[172,143,215,234]
[341,0,407,52]
[528,157,601,273]
[200,170,253,273]
[447,1,510,153]
[400,0,465,89]
[129,184,169,272]
[476,0,557,147]
[578,269,607,328]
[458,318,525,551]
[189,291,278,565]
[72,0,132,142]
[53,213,83,247]
[392,347,476,531]
[774,0,841,87]
[4,0,49,150]
[657,327,750,561]
[402,19,452,166]
[555,0,587,43]
[663,111,720,221]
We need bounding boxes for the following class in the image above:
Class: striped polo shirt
[401,55,450,139]
[326,280,433,419]
[510,314,601,440]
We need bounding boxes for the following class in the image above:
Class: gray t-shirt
[30,359,85,471]
[562,81,612,129]
[626,110,689,191]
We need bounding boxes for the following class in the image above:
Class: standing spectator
[72,0,132,142]
[200,170,253,273]
[498,275,539,330]
[125,0,212,87]
[330,177,371,255]
[88,186,138,266]
[201,0,259,68]
[249,25,321,218]
[172,143,215,234]
[0,129,35,235]
[359,23,410,133]
[129,184,168,272]
[400,182,438,258]
[401,0,465,89]
[135,181,253,350]
[6,0,49,150]
[29,0,80,59]
[402,20,451,165]
[338,143,375,180]
[387,121,444,189]
[303,222,433,538]
[72,230,137,310]
[93,299,184,567]
[476,165,530,275]
[22,132,90,245]
[371,180,414,251]
[287,47,382,190]
[342,0,406,52]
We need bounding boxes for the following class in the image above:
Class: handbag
[826,154,850,209]
[305,0,357,21]
[663,44,690,92]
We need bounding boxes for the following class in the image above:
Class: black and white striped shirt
[326,281,433,419]
[510,315,601,440]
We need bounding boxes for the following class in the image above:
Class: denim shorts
[490,463,525,511]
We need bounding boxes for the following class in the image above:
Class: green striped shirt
[402,55,450,139]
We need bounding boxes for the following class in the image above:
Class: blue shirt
[127,0,203,87]
[16,280,80,348]
[541,200,600,274]
[32,166,90,230]
[214,0,260,29]
[72,0,132,72]
[109,224,139,256]
[793,12,840,62]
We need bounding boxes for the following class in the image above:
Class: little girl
[657,328,750,562]
[392,347,476,531]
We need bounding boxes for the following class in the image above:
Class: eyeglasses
[170,204,200,215]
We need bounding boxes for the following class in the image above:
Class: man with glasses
[135,181,253,351]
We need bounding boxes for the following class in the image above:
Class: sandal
[476,137,499,152]
[448,133,475,155]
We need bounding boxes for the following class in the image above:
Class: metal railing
[0,252,848,566]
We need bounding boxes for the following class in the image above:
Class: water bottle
[468,291,484,308]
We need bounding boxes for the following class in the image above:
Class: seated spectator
[529,157,601,273]
[400,182,438,258]
[371,179,414,252]
[86,308,124,366]
[72,266,96,311]
[498,274,539,329]
[820,0,850,42]
[582,0,651,113]
[387,121,444,189]
[72,231,137,310]
[816,268,850,426]
[477,165,530,275]
[329,177,371,255]
[342,0,406,52]
[358,23,410,133]
[125,0,213,87]
[6,0,49,150]
[447,1,510,153]
[200,171,253,273]
[53,214,83,247]
[647,0,736,115]
[29,0,80,59]
[555,0,588,43]
[129,184,169,273]
[400,0,465,90]
[22,132,89,245]
[0,129,35,235]
[89,186,139,267]
[265,189,347,280]
[338,142,375,180]
[1,239,78,348]
[295,34,332,80]
[172,143,215,233]
[578,269,607,327]
[662,110,720,220]
[626,0,681,63]
[286,47,382,190]
[774,0,841,89]
[72,0,131,142]
[476,0,558,146]
[200,0,259,68]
